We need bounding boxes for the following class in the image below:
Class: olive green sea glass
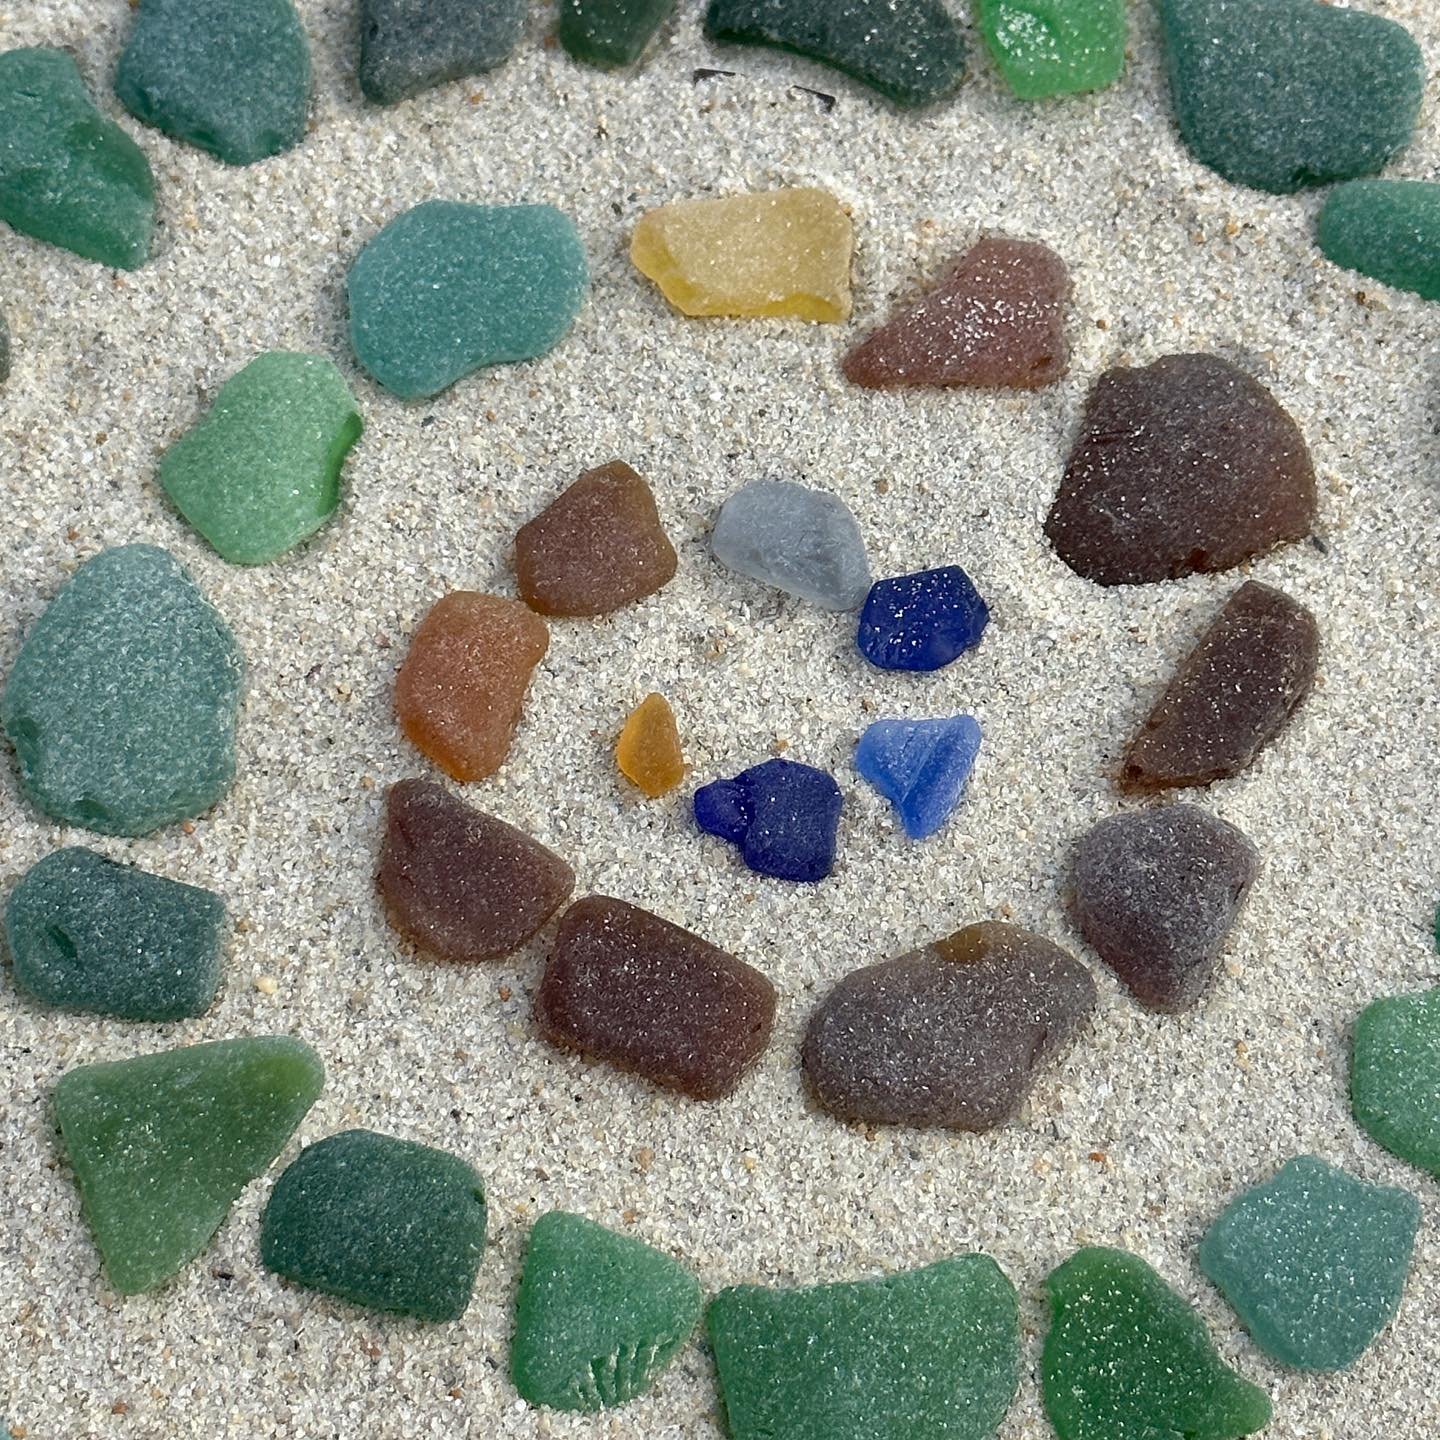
[261,1129,487,1321]
[1199,1155,1419,1371]
[708,1257,1019,1440]
[115,0,311,166]
[704,0,967,109]
[54,1037,323,1294]
[979,0,1125,100]
[1158,0,1423,194]
[1042,1247,1271,1440]
[0,48,155,269]
[347,200,589,400]
[512,1212,701,1411]
[1,545,244,836]
[6,846,226,1021]
[559,0,676,67]
[1352,988,1440,1179]
[160,352,363,565]
[1318,180,1440,303]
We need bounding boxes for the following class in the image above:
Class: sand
[2,1,1438,1436]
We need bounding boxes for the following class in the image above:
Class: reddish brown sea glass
[394,592,549,781]
[803,922,1097,1131]
[1072,804,1259,1012]
[1122,581,1319,793]
[535,895,777,1100]
[377,778,574,963]
[843,235,1072,389]
[1044,354,1317,585]
[515,461,678,617]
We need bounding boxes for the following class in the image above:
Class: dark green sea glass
[1352,988,1440,1179]
[559,0,676,67]
[1318,180,1440,302]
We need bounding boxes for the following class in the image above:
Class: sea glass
[536,895,777,1099]
[1042,1247,1271,1440]
[54,1036,323,1293]
[1351,988,1440,1179]
[515,461,676,616]
[1,545,243,836]
[394,592,549,781]
[6,846,225,1021]
[1318,180,1440,303]
[695,757,843,882]
[1199,1155,1419,1370]
[804,922,1096,1130]
[377,778,574,963]
[615,693,685,798]
[855,715,982,841]
[348,201,588,399]
[0,48,155,269]
[359,0,526,104]
[1121,581,1318,792]
[558,0,676,67]
[843,236,1071,388]
[979,0,1126,100]
[704,0,968,108]
[261,1128,486,1321]
[856,567,989,670]
[1044,353,1316,585]
[160,352,363,565]
[631,189,853,321]
[512,1211,701,1410]
[709,1257,1019,1440]
[1072,805,1259,1011]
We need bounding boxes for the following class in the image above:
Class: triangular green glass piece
[512,1212,702,1411]
[54,1036,324,1293]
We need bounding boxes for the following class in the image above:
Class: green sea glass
[559,0,676,67]
[0,48,155,269]
[1042,1247,1271,1440]
[1199,1155,1419,1371]
[979,0,1125,100]
[512,1212,701,1411]
[1158,0,1423,194]
[347,200,589,400]
[54,1037,323,1294]
[359,0,526,104]
[6,846,225,1021]
[708,1257,1019,1440]
[704,0,967,109]
[0,306,10,383]
[115,0,311,165]
[261,1128,487,1321]
[1317,180,1440,303]
[1352,988,1440,1179]
[1,545,243,836]
[160,352,363,565]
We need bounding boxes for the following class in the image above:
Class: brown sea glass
[515,461,678,617]
[377,778,574,963]
[1072,805,1260,1012]
[803,921,1097,1131]
[535,895,777,1099]
[394,592,549,780]
[1044,354,1317,585]
[842,235,1072,389]
[1122,581,1319,793]
[615,692,685,798]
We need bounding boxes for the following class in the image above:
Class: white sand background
[2,1,1439,1436]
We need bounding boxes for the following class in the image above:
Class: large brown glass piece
[515,461,678,617]
[1072,804,1260,1013]
[802,921,1097,1131]
[535,895,777,1100]
[377,778,574,963]
[1122,581,1319,793]
[1044,353,1317,585]
[843,235,1072,389]
[394,591,549,781]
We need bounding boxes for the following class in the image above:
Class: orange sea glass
[615,693,684,798]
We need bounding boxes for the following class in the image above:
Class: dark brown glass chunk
[515,461,678,617]
[842,234,1071,389]
[1072,805,1260,1012]
[377,778,575,963]
[802,921,1097,1131]
[1121,581,1319,793]
[1044,354,1317,585]
[535,895,776,1099]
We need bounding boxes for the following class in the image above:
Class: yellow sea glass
[630,188,853,321]
[616,693,685,797]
